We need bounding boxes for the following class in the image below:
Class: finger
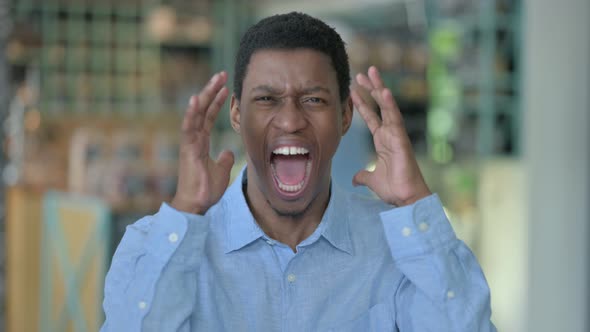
[197,72,228,113]
[181,95,203,132]
[351,89,380,135]
[368,66,388,108]
[215,149,235,172]
[352,169,374,188]
[182,72,227,132]
[368,66,385,90]
[379,88,404,126]
[204,86,229,132]
[355,73,374,91]
[369,89,385,110]
[357,71,385,109]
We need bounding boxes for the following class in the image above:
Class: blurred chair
[39,191,110,332]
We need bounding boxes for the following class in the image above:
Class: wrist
[396,188,432,207]
[170,196,208,215]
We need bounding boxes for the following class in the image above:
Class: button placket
[447,290,455,299]
[287,274,296,283]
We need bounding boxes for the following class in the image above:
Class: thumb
[352,169,373,187]
[215,150,235,172]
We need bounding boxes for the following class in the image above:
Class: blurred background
[0,0,588,331]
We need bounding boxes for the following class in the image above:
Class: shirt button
[402,227,412,237]
[168,232,179,243]
[447,290,455,299]
[287,274,296,283]
[138,301,147,309]
[266,239,275,246]
[418,222,429,232]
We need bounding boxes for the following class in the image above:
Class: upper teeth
[272,147,309,155]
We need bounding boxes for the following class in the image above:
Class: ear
[230,94,241,134]
[341,96,353,136]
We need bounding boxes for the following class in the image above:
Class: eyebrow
[250,85,282,94]
[301,86,332,95]
[250,85,332,95]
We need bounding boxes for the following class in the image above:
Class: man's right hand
[170,72,235,215]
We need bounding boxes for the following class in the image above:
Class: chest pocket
[328,300,397,332]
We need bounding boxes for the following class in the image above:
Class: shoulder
[335,188,394,248]
[330,189,399,272]
[338,189,394,221]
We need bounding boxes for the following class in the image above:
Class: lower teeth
[278,181,304,192]
[273,160,311,193]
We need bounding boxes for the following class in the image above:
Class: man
[102,12,495,331]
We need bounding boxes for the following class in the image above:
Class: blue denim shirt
[101,169,495,331]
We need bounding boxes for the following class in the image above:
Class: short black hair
[233,12,350,102]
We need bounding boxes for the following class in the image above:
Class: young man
[102,12,495,331]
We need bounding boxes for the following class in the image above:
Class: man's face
[231,49,352,217]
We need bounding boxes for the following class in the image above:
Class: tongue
[273,155,308,185]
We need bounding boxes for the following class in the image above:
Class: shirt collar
[222,167,353,255]
[222,168,265,253]
[317,183,353,255]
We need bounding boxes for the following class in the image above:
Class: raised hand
[351,66,431,206]
[171,72,235,215]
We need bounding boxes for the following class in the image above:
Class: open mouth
[270,146,312,196]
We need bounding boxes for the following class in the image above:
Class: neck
[244,175,331,253]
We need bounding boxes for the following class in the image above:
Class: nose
[273,99,307,133]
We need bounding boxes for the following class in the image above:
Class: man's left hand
[351,66,432,206]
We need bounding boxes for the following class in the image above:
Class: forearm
[381,194,495,332]
[101,203,210,331]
